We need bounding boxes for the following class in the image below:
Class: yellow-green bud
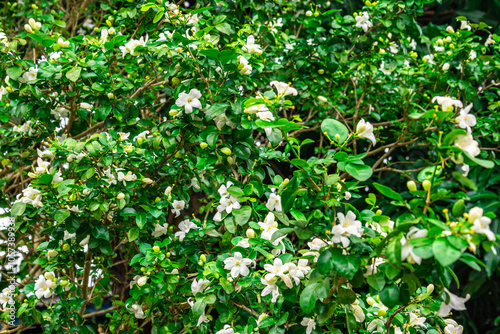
[62,244,70,251]
[44,272,55,280]
[141,267,147,272]
[314,11,319,17]
[47,250,58,258]
[117,193,125,200]
[155,197,161,203]
[169,110,179,116]
[407,180,417,192]
[200,254,207,262]
[107,92,115,99]
[221,147,232,156]
[166,252,171,258]
[306,10,313,16]
[198,260,203,266]
[171,77,181,85]
[59,280,69,287]
[318,69,325,74]
[200,142,208,149]
[366,297,376,305]
[153,246,160,253]
[375,209,382,216]
[422,180,432,191]
[246,228,256,239]
[137,137,144,145]
[69,193,77,201]
[377,308,387,316]
[317,96,328,103]
[227,156,234,165]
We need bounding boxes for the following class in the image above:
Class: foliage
[0,0,499,333]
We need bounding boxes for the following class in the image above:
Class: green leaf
[92,226,111,241]
[233,206,251,225]
[271,228,294,242]
[345,163,373,182]
[317,248,334,275]
[433,238,462,267]
[54,210,70,223]
[463,151,494,169]
[66,67,81,82]
[227,186,244,197]
[329,248,361,279]
[11,202,26,217]
[366,271,386,291]
[300,283,318,313]
[153,8,165,23]
[379,285,400,308]
[234,144,251,160]
[128,227,140,242]
[321,119,349,143]
[92,82,104,92]
[6,66,22,80]
[443,129,467,146]
[136,212,147,229]
[199,49,220,59]
[337,289,357,304]
[215,23,235,35]
[373,183,403,201]
[205,103,229,121]
[57,179,75,195]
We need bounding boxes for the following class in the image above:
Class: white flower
[20,187,43,207]
[175,219,198,241]
[287,263,304,285]
[216,324,240,334]
[35,157,51,175]
[423,54,435,64]
[432,96,463,111]
[191,278,210,296]
[218,181,233,198]
[455,104,476,133]
[64,231,76,240]
[356,119,376,145]
[83,18,95,30]
[80,102,93,110]
[270,81,298,98]
[214,113,234,130]
[409,39,417,50]
[442,63,450,71]
[401,227,428,264]
[68,205,81,213]
[438,288,470,316]
[236,238,250,248]
[130,275,148,289]
[355,12,373,32]
[460,21,472,31]
[408,312,426,328]
[118,171,137,185]
[469,50,477,60]
[461,164,470,177]
[224,252,252,278]
[331,211,363,248]
[351,300,365,322]
[34,274,56,299]
[259,212,279,240]
[152,223,169,238]
[245,103,269,114]
[220,195,241,214]
[118,132,130,141]
[468,207,495,241]
[261,276,280,302]
[164,186,172,198]
[133,130,150,142]
[49,51,62,60]
[266,193,282,212]
[120,35,148,57]
[0,86,7,100]
[300,318,316,334]
[454,133,480,157]
[365,257,385,276]
[175,89,202,114]
[308,238,328,251]
[485,34,495,46]
[127,304,146,319]
[80,235,90,246]
[445,324,464,334]
[22,67,38,83]
[264,258,292,288]
[0,288,12,308]
[242,35,262,55]
[297,259,311,275]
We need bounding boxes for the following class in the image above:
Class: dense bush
[0,0,499,333]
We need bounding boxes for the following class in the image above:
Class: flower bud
[366,297,376,306]
[117,193,125,200]
[200,254,207,263]
[246,228,256,239]
[314,11,319,17]
[25,24,34,33]
[137,276,148,286]
[446,26,455,34]
[44,272,55,280]
[442,63,450,71]
[171,77,181,85]
[166,252,171,258]
[227,156,234,165]
[198,260,204,266]
[317,96,328,103]
[377,308,387,316]
[427,283,434,294]
[318,69,325,74]
[142,178,153,184]
[344,191,352,200]
[107,92,115,99]
[407,180,417,192]
[422,180,431,191]
[444,36,452,43]
[47,250,58,258]
[221,147,232,156]
[62,244,70,251]
[153,246,160,253]
[375,209,382,216]
[109,27,116,35]
[59,280,68,287]
[169,109,179,116]
[80,235,90,246]
[200,142,208,149]
[334,134,340,141]
[306,10,313,17]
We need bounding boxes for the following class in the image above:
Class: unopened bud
[59,280,68,287]
[375,209,382,216]
[200,142,208,149]
[62,244,70,251]
[47,250,58,258]
[117,193,125,200]
[407,180,417,192]
[169,109,179,116]
[221,147,232,156]
[446,26,455,33]
[317,96,328,103]
[44,272,55,280]
[142,178,153,184]
[306,10,313,17]
[366,297,376,306]
[107,92,115,99]
[422,180,431,191]
[442,63,450,71]
[153,246,160,253]
[200,254,207,262]
[427,284,434,294]
[246,228,256,239]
